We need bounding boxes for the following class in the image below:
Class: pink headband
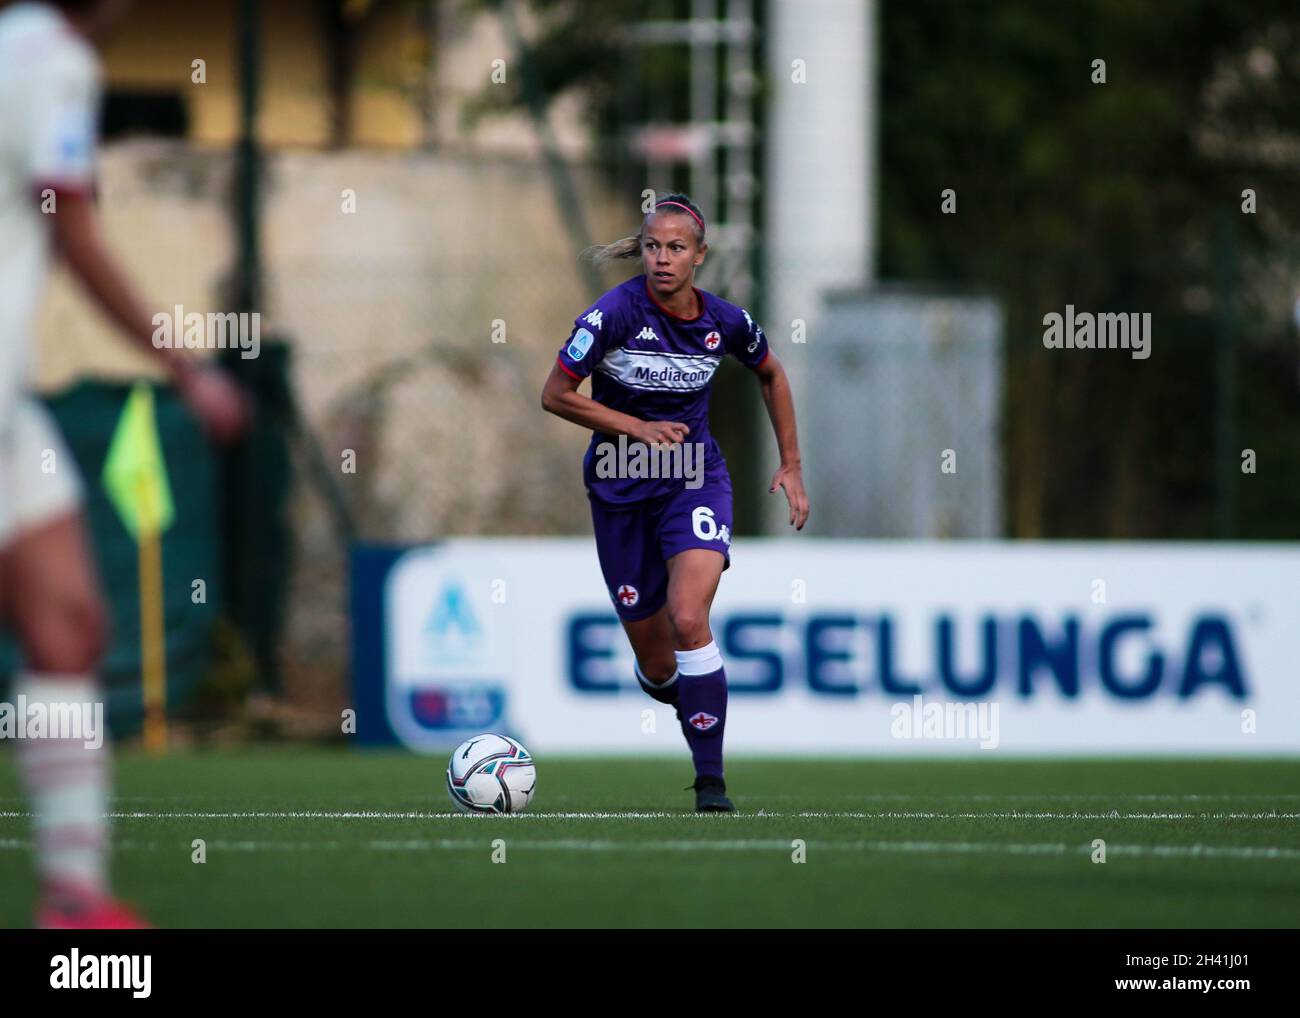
[655,200,705,231]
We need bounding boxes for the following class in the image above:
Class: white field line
[0,836,1297,861]
[9,792,1300,805]
[5,794,1300,809]
[792,811,1300,820]
[755,794,1300,801]
[2,809,1297,820]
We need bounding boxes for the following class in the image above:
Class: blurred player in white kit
[0,0,246,927]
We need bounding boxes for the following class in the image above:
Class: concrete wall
[37,142,629,536]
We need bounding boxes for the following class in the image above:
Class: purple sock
[675,642,727,780]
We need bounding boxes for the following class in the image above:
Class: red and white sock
[14,673,109,900]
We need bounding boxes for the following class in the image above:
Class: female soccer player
[541,194,809,811]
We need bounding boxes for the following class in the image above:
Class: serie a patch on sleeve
[567,327,595,360]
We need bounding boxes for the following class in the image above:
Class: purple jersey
[556,274,770,504]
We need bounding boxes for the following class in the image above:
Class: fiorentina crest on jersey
[688,711,719,731]
[704,330,721,351]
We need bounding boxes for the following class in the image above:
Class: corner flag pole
[102,383,176,755]
[137,484,167,752]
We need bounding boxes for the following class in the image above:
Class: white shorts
[0,397,84,549]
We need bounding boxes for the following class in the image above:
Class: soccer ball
[446,734,537,814]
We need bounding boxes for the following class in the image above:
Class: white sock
[674,641,723,676]
[13,673,109,897]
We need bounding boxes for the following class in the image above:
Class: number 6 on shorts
[692,505,718,541]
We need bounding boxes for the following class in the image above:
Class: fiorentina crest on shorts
[688,711,718,731]
[615,584,639,607]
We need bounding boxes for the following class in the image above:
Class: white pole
[762,0,876,531]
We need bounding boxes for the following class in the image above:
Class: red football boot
[36,882,152,929]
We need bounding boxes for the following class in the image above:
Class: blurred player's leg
[0,402,147,929]
[665,549,733,811]
[621,607,680,715]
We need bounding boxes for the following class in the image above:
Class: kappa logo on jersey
[615,584,639,607]
[567,327,595,360]
[687,711,719,731]
[704,330,721,351]
[583,309,604,330]
[635,326,659,342]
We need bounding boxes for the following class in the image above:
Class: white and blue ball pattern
[446,734,537,814]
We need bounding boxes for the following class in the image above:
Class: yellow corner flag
[102,383,175,539]
[102,383,175,753]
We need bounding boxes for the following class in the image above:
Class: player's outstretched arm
[541,362,688,446]
[49,191,249,443]
[752,351,809,530]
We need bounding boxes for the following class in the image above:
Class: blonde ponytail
[581,235,642,265]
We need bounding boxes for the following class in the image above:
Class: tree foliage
[879,0,1300,537]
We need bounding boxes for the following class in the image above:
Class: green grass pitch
[2,749,1297,928]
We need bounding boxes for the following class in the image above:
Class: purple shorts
[589,478,733,621]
